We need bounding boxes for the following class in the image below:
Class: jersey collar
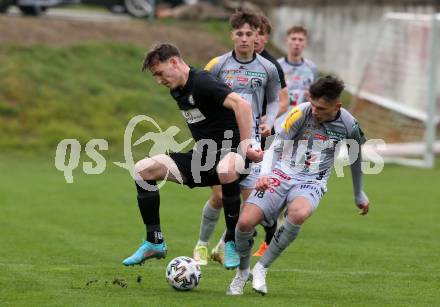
[232,50,256,64]
[323,110,341,123]
[284,56,304,67]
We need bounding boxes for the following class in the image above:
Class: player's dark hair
[309,75,345,102]
[142,43,181,72]
[229,9,261,31]
[286,25,308,37]
[257,12,272,35]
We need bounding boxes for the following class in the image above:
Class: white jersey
[205,51,280,148]
[275,57,318,133]
[263,103,366,196]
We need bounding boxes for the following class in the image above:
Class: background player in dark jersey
[122,43,263,267]
[254,12,289,126]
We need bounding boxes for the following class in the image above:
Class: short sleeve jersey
[274,102,366,184]
[205,51,281,146]
[278,57,318,106]
[170,67,240,147]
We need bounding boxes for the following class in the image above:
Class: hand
[246,146,264,163]
[357,202,369,215]
[255,175,271,191]
[259,124,272,137]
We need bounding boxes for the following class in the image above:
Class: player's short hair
[286,25,308,37]
[257,12,272,35]
[309,75,345,102]
[142,43,181,72]
[229,9,261,31]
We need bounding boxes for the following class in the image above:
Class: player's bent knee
[217,168,239,184]
[287,207,312,225]
[216,152,240,184]
[237,218,254,232]
[134,155,168,180]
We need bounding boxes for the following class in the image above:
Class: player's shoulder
[277,56,286,64]
[340,108,366,141]
[191,67,222,87]
[259,50,276,63]
[339,107,357,124]
[204,51,232,71]
[256,53,278,74]
[303,58,317,70]
[339,107,361,133]
[281,102,311,132]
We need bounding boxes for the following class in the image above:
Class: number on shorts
[254,190,265,198]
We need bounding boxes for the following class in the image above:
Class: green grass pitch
[1,155,439,306]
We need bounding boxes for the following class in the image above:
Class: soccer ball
[165,256,201,291]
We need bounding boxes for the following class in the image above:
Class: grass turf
[0,155,439,306]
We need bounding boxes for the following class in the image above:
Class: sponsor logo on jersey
[181,108,206,124]
[251,78,262,89]
[314,133,328,141]
[303,129,312,136]
[325,129,345,139]
[304,123,318,129]
[245,71,266,78]
[221,69,241,74]
[237,76,249,87]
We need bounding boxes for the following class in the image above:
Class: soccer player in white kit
[226,75,370,295]
[251,25,320,257]
[192,10,281,270]
[274,26,318,133]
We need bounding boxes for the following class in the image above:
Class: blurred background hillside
[0,0,439,163]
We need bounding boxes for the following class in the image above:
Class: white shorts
[239,162,261,190]
[245,168,326,227]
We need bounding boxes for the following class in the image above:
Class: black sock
[135,180,163,244]
[221,180,241,242]
[264,223,277,244]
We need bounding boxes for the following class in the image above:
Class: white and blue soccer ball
[165,256,201,291]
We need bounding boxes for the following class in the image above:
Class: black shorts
[169,149,249,188]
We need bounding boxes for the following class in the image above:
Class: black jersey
[170,67,240,148]
[260,49,287,89]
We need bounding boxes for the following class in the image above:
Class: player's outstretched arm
[223,92,263,163]
[349,144,370,216]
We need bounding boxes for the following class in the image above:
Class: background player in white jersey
[247,12,291,258]
[274,25,318,133]
[227,75,370,295]
[192,10,281,268]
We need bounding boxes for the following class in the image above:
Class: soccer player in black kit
[122,43,263,268]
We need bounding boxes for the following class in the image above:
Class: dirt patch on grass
[0,16,229,62]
